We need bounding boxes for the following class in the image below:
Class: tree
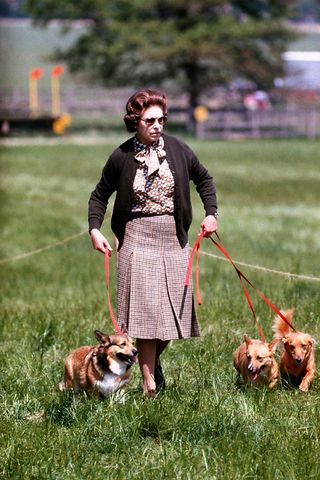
[25,0,297,129]
[0,0,27,17]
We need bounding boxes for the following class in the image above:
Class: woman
[88,89,218,397]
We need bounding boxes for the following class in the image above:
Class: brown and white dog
[272,309,316,392]
[233,335,279,389]
[59,330,138,398]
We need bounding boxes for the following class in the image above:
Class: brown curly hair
[123,89,168,132]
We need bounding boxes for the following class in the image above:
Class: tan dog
[272,309,315,392]
[233,335,278,389]
[59,330,138,398]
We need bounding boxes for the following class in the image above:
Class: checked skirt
[117,215,201,340]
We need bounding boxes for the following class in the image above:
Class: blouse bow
[134,136,166,176]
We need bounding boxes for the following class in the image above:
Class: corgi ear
[244,335,251,346]
[94,330,110,345]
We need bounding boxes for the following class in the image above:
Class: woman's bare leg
[136,339,170,396]
[136,339,157,396]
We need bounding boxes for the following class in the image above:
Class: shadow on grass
[44,390,85,427]
[233,372,306,394]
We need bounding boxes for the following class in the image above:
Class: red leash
[104,249,122,335]
[179,231,204,319]
[184,231,204,305]
[210,234,267,341]
[186,231,296,340]
[210,233,296,333]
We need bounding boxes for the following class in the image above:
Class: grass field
[1,135,320,479]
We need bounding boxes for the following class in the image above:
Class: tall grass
[1,138,320,479]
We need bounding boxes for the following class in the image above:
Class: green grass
[1,137,320,479]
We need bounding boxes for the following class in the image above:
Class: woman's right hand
[90,228,113,254]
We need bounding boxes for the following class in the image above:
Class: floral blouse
[132,135,174,215]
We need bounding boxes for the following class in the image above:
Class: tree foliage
[25,0,298,120]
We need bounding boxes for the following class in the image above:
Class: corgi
[272,309,315,392]
[233,335,278,389]
[59,330,138,398]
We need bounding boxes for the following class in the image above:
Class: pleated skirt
[117,215,201,340]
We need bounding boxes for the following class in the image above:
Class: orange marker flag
[52,65,64,77]
[30,68,44,80]
[29,68,44,117]
[51,65,64,116]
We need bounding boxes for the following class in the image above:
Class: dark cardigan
[88,133,217,249]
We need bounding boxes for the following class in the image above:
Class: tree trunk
[186,65,200,134]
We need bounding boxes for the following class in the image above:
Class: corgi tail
[272,308,295,339]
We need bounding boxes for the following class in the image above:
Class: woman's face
[136,105,165,145]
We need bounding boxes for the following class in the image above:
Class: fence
[194,108,320,139]
[1,86,319,139]
[0,86,135,117]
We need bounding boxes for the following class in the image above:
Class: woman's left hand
[200,215,218,237]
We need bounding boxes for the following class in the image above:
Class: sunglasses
[139,115,167,126]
